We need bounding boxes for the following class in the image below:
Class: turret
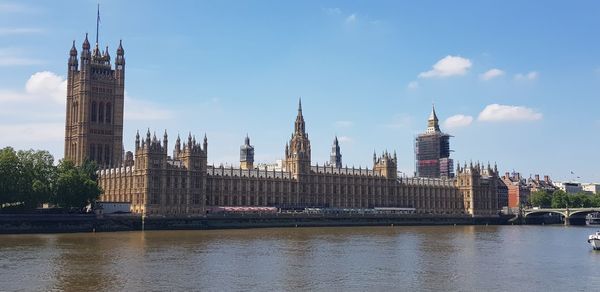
[80,33,91,67]
[163,130,168,154]
[283,98,312,177]
[174,134,181,158]
[203,134,208,154]
[135,130,140,149]
[329,136,342,168]
[68,40,78,70]
[373,150,397,179]
[240,134,255,170]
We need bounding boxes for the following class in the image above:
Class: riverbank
[0,213,512,234]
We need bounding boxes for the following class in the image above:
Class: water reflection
[1,226,600,291]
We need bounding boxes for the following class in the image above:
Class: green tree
[16,149,56,208]
[52,160,102,209]
[593,193,600,207]
[551,190,570,208]
[0,147,22,207]
[529,190,552,207]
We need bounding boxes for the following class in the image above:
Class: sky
[0,0,599,182]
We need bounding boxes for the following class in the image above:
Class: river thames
[1,225,599,291]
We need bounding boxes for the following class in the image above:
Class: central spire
[427,103,440,133]
[295,97,305,134]
[96,3,100,45]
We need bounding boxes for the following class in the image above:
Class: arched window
[104,144,110,165]
[91,101,97,122]
[72,102,78,123]
[97,144,103,164]
[98,102,104,123]
[105,103,112,124]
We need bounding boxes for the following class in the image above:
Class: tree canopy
[0,147,101,210]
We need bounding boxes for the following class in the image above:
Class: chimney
[535,174,540,181]
[544,175,550,183]
[505,172,510,179]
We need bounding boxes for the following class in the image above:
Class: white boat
[586,213,600,225]
[588,231,600,250]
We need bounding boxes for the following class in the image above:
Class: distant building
[497,178,509,209]
[554,182,583,194]
[527,174,556,193]
[414,105,453,179]
[502,172,530,209]
[582,183,600,194]
[240,135,254,170]
[328,136,342,169]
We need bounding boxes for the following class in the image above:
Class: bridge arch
[523,210,567,218]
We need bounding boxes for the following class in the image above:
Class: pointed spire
[82,33,90,50]
[245,133,250,145]
[294,97,306,134]
[426,103,441,133]
[117,39,124,55]
[95,3,100,45]
[70,40,77,56]
[104,45,110,59]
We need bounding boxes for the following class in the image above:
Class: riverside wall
[0,214,511,234]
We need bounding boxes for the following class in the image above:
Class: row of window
[91,101,112,124]
[90,144,111,165]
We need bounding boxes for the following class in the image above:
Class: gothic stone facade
[63,35,500,217]
[64,35,125,167]
[98,100,500,217]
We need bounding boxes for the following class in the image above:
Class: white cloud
[334,120,354,128]
[419,55,472,78]
[407,81,419,89]
[480,68,504,81]
[478,104,542,122]
[514,71,539,81]
[444,114,473,128]
[0,28,43,35]
[345,14,357,23]
[0,71,66,105]
[0,48,43,66]
[0,123,64,143]
[25,71,67,103]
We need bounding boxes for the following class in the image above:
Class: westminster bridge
[522,207,600,225]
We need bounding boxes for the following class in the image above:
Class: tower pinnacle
[426,103,441,133]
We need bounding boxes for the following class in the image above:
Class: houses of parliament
[64,33,501,217]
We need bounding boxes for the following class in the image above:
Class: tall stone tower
[374,150,397,179]
[329,136,342,168]
[414,105,453,178]
[240,134,254,170]
[456,162,500,216]
[284,99,311,177]
[64,29,125,167]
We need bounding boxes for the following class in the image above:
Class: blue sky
[0,0,599,182]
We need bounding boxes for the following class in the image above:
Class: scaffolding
[415,132,453,178]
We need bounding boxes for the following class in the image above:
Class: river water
[1,225,599,291]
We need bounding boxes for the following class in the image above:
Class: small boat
[588,231,600,250]
[586,213,600,225]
